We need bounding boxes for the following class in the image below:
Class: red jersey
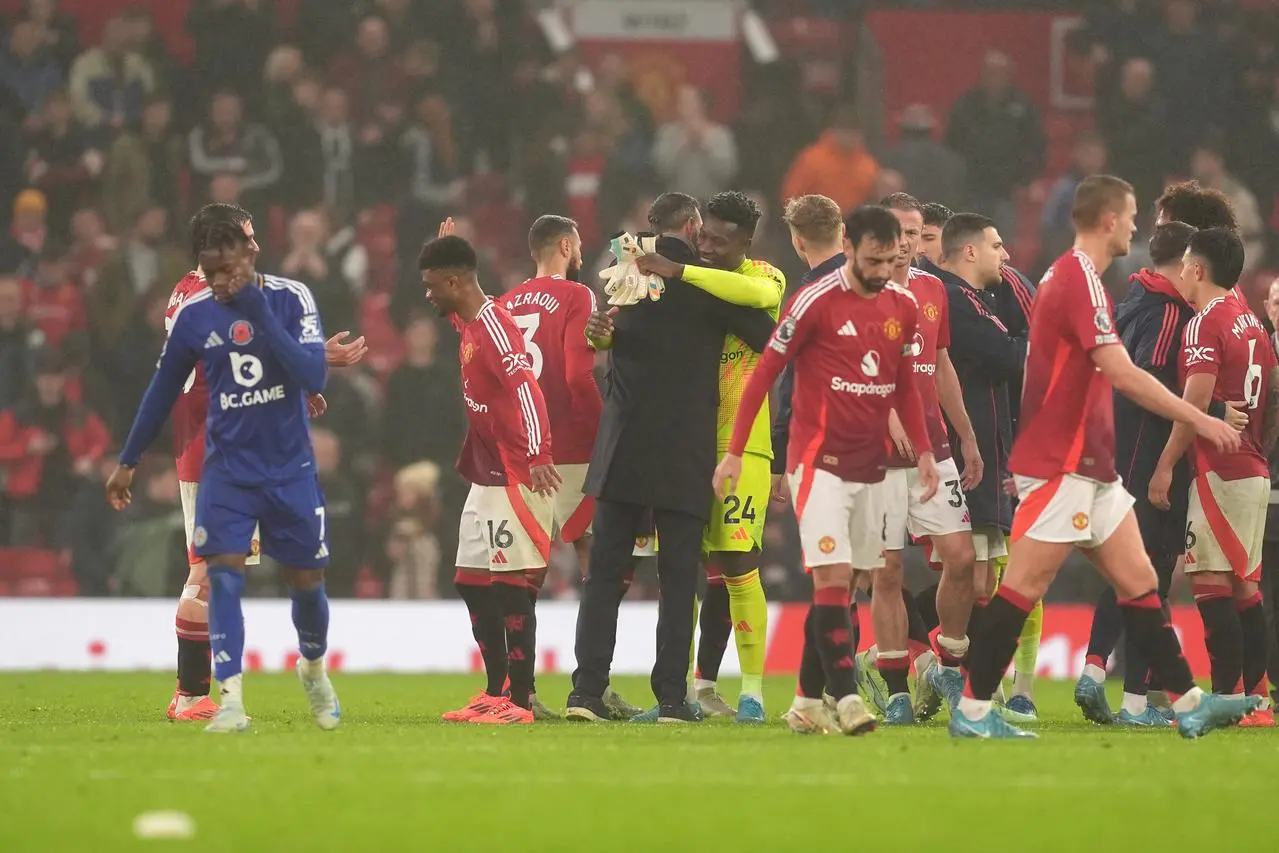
[889,267,952,466]
[1180,294,1274,481]
[164,271,209,482]
[1008,250,1120,483]
[499,275,601,465]
[729,268,930,484]
[454,299,554,487]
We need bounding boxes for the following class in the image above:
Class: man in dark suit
[566,193,775,722]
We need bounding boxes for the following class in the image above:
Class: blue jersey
[120,274,328,487]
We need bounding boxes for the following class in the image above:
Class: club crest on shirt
[229,319,254,346]
[1072,512,1089,531]
[1093,309,1113,334]
[819,536,836,554]
[192,526,208,547]
[461,342,476,364]
[250,538,260,556]
[923,302,939,323]
[883,318,902,341]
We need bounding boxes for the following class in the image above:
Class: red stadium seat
[0,548,60,582]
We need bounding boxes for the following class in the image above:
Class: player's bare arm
[886,409,915,463]
[1262,366,1279,453]
[935,347,984,489]
[1091,344,1241,454]
[1149,372,1215,510]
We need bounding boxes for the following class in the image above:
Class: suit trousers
[573,499,704,706]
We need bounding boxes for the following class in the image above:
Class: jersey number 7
[513,314,544,379]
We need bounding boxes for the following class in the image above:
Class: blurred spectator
[20,239,84,350]
[23,89,102,237]
[0,276,37,410]
[101,94,184,233]
[653,85,737,202]
[1097,57,1171,222]
[780,105,878,213]
[1190,135,1267,275]
[945,50,1045,241]
[1146,0,1228,169]
[187,89,283,216]
[381,312,464,471]
[105,283,169,438]
[312,425,365,596]
[398,38,445,99]
[373,0,426,54]
[185,0,274,110]
[89,205,186,360]
[3,187,48,272]
[277,207,364,334]
[882,104,966,210]
[1227,62,1279,251]
[65,206,115,291]
[0,348,109,547]
[357,97,409,205]
[271,70,324,209]
[262,44,305,126]
[0,19,62,117]
[67,15,155,141]
[61,455,122,595]
[447,0,519,172]
[311,86,359,223]
[395,91,462,257]
[1039,131,1109,269]
[328,15,406,127]
[384,460,442,600]
[122,6,177,96]
[732,61,811,206]
[18,0,80,76]
[208,172,244,208]
[105,459,185,596]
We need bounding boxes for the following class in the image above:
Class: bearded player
[952,175,1258,740]
[716,205,939,736]
[1149,227,1279,726]
[633,191,785,723]
[165,204,366,721]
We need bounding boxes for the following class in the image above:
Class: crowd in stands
[0,0,1274,601]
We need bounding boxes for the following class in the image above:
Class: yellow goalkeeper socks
[725,569,768,700]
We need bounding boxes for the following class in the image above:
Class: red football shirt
[164,271,209,482]
[455,299,554,488]
[1008,250,1120,483]
[888,267,952,466]
[499,275,601,465]
[1180,294,1274,481]
[729,268,930,485]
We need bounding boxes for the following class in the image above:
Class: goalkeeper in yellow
[634,191,784,724]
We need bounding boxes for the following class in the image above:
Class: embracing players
[160,203,365,722]
[1149,227,1279,725]
[110,219,341,733]
[952,175,1259,740]
[420,233,560,726]
[716,204,939,736]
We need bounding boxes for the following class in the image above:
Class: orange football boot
[442,692,503,722]
[472,699,534,725]
[168,693,220,721]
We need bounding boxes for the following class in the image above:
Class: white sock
[913,649,937,676]
[937,634,970,660]
[1012,670,1034,699]
[1171,686,1204,714]
[1082,663,1107,684]
[693,679,716,693]
[1120,692,1148,715]
[219,673,243,705]
[865,644,879,664]
[957,696,992,721]
[298,656,325,678]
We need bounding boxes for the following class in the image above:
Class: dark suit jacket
[585,236,775,519]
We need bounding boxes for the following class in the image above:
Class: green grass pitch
[1,673,1272,851]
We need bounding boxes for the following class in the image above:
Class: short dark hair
[1148,221,1197,267]
[417,235,477,273]
[648,192,700,233]
[921,202,953,229]
[1187,227,1245,289]
[1072,174,1134,229]
[528,215,578,255]
[843,205,901,248]
[1156,181,1238,232]
[196,219,250,257]
[880,192,922,214]
[189,203,251,264]
[941,213,996,260]
[705,190,762,233]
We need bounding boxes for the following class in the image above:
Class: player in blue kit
[107,221,340,734]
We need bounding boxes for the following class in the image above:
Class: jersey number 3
[513,314,544,379]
